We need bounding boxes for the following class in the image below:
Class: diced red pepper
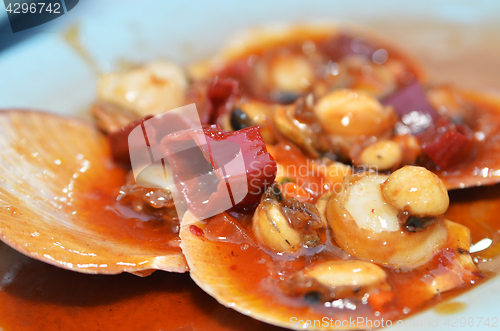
[189,225,204,237]
[203,126,277,206]
[201,77,240,125]
[383,81,473,170]
[417,120,473,170]
[109,112,198,169]
[161,126,276,218]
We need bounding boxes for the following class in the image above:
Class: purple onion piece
[382,81,439,134]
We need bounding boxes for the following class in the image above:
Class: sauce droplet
[433,301,467,315]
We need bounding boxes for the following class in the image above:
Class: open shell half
[0,111,187,275]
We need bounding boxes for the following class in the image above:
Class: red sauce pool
[0,182,498,330]
[0,243,284,331]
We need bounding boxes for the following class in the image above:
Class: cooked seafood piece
[327,167,476,270]
[116,171,179,224]
[314,89,396,138]
[252,184,323,253]
[0,111,187,275]
[274,95,334,158]
[282,260,393,305]
[312,84,500,190]
[226,100,277,144]
[313,89,397,157]
[380,83,500,189]
[181,211,355,331]
[196,23,425,94]
[180,209,481,330]
[97,60,189,118]
[2,21,500,331]
[266,142,352,203]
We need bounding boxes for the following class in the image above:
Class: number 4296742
[444,317,498,328]
[5,2,61,14]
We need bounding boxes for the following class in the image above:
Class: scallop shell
[180,211,372,330]
[189,22,427,84]
[0,110,187,275]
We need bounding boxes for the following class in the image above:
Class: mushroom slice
[0,111,187,275]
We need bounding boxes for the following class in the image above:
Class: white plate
[1,1,500,330]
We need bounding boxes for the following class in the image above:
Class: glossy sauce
[214,28,500,191]
[1,184,498,330]
[0,153,279,330]
[0,242,284,331]
[194,184,498,326]
[209,27,423,108]
[268,141,330,203]
[434,302,467,315]
[62,151,181,254]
